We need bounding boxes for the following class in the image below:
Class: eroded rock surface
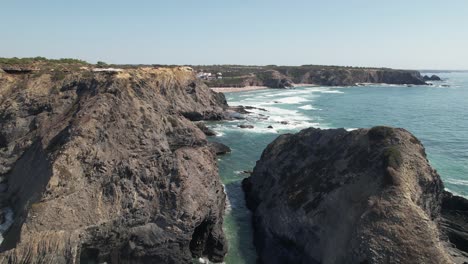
[0,67,228,263]
[244,126,468,264]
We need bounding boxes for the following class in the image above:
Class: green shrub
[384,146,402,168]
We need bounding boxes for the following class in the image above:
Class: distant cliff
[193,65,430,88]
[243,126,468,263]
[0,66,228,263]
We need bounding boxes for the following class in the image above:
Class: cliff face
[281,68,427,86]
[196,65,427,88]
[243,126,468,264]
[0,67,228,263]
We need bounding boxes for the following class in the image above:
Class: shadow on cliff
[224,180,257,263]
[0,140,53,252]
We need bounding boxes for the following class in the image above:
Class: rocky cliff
[275,67,427,86]
[194,65,428,88]
[243,126,468,264]
[0,67,228,263]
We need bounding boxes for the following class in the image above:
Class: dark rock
[1,67,36,74]
[182,111,204,121]
[0,67,228,263]
[279,121,288,125]
[267,125,273,129]
[245,106,267,112]
[440,191,468,261]
[196,122,216,136]
[423,75,442,81]
[238,124,254,129]
[208,142,231,155]
[244,126,466,264]
[229,106,251,114]
[223,111,245,120]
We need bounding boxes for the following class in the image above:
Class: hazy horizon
[2,0,468,70]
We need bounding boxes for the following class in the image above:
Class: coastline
[210,83,318,93]
[292,83,317,87]
[210,86,269,93]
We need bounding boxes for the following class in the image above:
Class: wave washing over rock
[0,67,229,263]
[243,126,468,264]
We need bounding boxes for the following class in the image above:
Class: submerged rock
[244,126,468,264]
[238,124,254,129]
[0,67,228,263]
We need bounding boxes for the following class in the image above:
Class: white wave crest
[321,90,344,94]
[298,104,317,110]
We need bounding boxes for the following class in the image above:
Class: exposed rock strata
[0,67,228,263]
[243,126,468,264]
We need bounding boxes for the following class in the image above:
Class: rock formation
[208,142,231,155]
[196,122,217,136]
[423,74,442,81]
[195,65,429,88]
[0,67,228,263]
[243,126,468,264]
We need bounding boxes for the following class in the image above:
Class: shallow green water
[209,72,468,264]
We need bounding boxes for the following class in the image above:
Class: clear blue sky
[2,0,468,69]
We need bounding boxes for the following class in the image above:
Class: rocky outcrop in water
[243,126,468,264]
[196,122,217,136]
[423,75,442,81]
[0,67,228,263]
[208,142,231,155]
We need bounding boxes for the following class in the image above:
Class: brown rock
[244,126,467,264]
[0,67,228,263]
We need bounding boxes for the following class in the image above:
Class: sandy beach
[292,83,317,87]
[210,86,269,93]
[210,84,317,93]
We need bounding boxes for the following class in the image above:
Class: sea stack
[243,126,468,264]
[0,67,228,263]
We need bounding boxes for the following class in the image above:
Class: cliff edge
[243,126,468,263]
[0,67,228,263]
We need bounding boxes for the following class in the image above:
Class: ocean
[207,72,468,264]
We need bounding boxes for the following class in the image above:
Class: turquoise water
[209,72,468,264]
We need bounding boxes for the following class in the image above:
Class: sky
[1,0,468,69]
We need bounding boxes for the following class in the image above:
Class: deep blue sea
[208,72,468,264]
